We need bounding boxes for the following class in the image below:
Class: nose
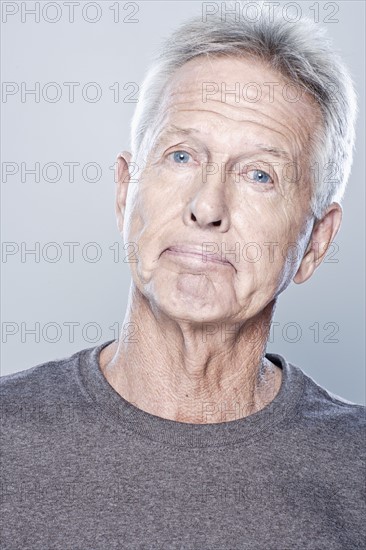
[183,174,230,232]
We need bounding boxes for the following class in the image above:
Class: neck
[100,284,282,424]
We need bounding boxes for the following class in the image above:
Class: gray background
[1,1,365,404]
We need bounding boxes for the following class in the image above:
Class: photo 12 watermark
[1,1,140,24]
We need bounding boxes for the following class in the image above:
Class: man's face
[120,55,322,323]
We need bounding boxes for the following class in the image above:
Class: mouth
[161,245,234,269]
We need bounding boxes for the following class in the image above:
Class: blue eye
[171,151,191,164]
[248,169,273,184]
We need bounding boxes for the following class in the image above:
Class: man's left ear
[293,202,343,284]
[115,151,132,235]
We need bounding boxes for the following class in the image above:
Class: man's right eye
[169,151,192,164]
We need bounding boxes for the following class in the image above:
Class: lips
[163,244,233,267]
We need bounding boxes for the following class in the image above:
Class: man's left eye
[246,169,273,184]
[170,151,192,164]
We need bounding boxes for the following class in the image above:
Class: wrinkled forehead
[158,55,322,157]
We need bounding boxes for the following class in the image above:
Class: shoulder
[0,344,98,415]
[298,364,365,417]
[289,359,365,448]
[0,344,102,436]
[1,357,71,388]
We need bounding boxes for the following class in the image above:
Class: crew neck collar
[78,339,305,448]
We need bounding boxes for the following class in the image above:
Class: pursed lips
[162,244,234,267]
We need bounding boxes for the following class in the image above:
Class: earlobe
[115,151,132,234]
[293,246,316,284]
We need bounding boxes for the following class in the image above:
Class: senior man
[1,6,365,550]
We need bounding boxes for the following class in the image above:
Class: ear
[293,202,342,284]
[115,151,132,234]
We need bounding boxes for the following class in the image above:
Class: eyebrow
[252,144,293,162]
[156,125,202,146]
[160,124,200,137]
[157,124,293,163]
[155,124,210,156]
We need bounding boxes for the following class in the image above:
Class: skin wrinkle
[150,116,302,226]
[153,59,316,176]
[149,104,309,198]
[154,126,294,165]
[156,105,304,153]
[100,55,342,424]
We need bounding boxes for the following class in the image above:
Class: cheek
[122,184,147,244]
[262,216,305,273]
[123,171,181,246]
[234,201,286,240]
[126,172,161,222]
[142,166,194,218]
[234,205,301,273]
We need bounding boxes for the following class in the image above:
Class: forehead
[156,55,322,159]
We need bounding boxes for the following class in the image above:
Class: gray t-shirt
[1,339,365,550]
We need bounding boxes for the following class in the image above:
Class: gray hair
[130,2,358,221]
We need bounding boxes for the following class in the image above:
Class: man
[1,5,365,550]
